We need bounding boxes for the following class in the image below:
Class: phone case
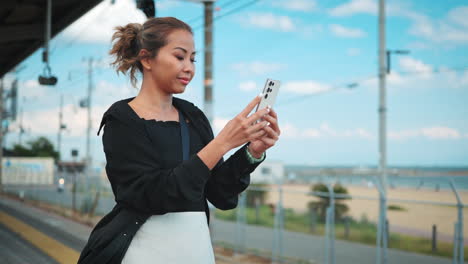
[256,78,281,112]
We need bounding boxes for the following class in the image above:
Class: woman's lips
[178,78,190,85]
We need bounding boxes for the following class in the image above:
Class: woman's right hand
[215,95,270,152]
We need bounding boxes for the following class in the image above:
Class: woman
[78,17,280,264]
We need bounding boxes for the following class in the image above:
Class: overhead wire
[192,0,260,31]
[185,0,240,25]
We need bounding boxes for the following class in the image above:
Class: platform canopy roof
[0,0,103,78]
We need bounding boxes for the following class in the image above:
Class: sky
[2,0,468,169]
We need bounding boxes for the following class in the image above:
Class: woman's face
[145,29,196,94]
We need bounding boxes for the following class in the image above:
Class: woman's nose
[183,61,195,74]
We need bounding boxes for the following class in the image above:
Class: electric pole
[86,57,93,171]
[377,0,388,263]
[378,0,388,194]
[18,97,24,145]
[203,0,215,125]
[57,94,64,160]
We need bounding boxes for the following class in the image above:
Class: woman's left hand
[248,108,281,158]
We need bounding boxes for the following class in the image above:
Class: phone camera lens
[269,81,273,86]
[267,88,272,93]
[264,94,268,99]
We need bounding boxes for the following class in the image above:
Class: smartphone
[256,78,281,112]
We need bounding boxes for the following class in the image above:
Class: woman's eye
[191,58,197,63]
[176,56,184,60]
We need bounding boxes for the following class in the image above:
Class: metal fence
[3,171,466,264]
[217,175,466,264]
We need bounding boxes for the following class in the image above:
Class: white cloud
[329,2,468,46]
[361,57,457,89]
[421,127,461,139]
[398,57,433,79]
[272,0,317,12]
[460,70,468,87]
[281,122,300,138]
[232,61,286,76]
[20,80,53,99]
[405,10,468,45]
[354,128,374,139]
[347,48,361,56]
[242,13,296,32]
[239,81,258,92]
[448,6,468,28]
[389,126,463,140]
[283,81,331,95]
[329,24,366,38]
[95,80,138,100]
[303,128,321,138]
[282,122,373,139]
[61,0,147,44]
[213,117,230,134]
[388,130,420,140]
[11,103,108,137]
[329,0,376,17]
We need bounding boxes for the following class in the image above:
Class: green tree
[9,137,59,161]
[307,183,350,222]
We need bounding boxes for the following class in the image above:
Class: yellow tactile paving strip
[0,211,80,264]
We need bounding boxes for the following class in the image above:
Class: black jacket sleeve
[206,144,263,210]
[103,117,212,214]
[196,110,264,210]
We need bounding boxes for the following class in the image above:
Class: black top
[143,118,205,169]
[78,97,264,264]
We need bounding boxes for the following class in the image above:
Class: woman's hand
[198,95,271,170]
[215,95,271,152]
[248,108,281,158]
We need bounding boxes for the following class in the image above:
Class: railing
[222,175,465,264]
[2,172,466,264]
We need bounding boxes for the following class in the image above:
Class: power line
[192,0,260,31]
[275,66,468,107]
[397,66,468,76]
[186,0,239,25]
[275,75,376,108]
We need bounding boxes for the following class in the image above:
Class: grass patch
[387,204,407,211]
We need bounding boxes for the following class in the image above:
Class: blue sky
[3,0,468,168]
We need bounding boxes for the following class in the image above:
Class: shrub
[307,183,351,221]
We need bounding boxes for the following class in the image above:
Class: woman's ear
[138,49,152,71]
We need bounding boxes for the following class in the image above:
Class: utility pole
[86,57,93,171]
[18,97,24,145]
[0,78,3,191]
[203,0,215,125]
[57,94,64,160]
[378,0,388,194]
[377,0,388,263]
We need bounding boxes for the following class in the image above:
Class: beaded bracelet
[245,146,265,163]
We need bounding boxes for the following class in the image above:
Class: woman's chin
[172,88,186,94]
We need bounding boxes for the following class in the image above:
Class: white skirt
[122,211,215,264]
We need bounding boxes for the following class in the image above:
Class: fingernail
[267,105,271,109]
[266,108,270,112]
[266,122,270,126]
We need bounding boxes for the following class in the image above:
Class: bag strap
[179,110,190,161]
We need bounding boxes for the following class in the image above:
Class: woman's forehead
[165,30,195,51]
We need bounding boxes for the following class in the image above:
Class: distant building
[251,160,285,184]
[2,157,55,185]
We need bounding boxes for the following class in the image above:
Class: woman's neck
[130,78,176,120]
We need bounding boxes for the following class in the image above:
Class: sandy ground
[264,184,468,239]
